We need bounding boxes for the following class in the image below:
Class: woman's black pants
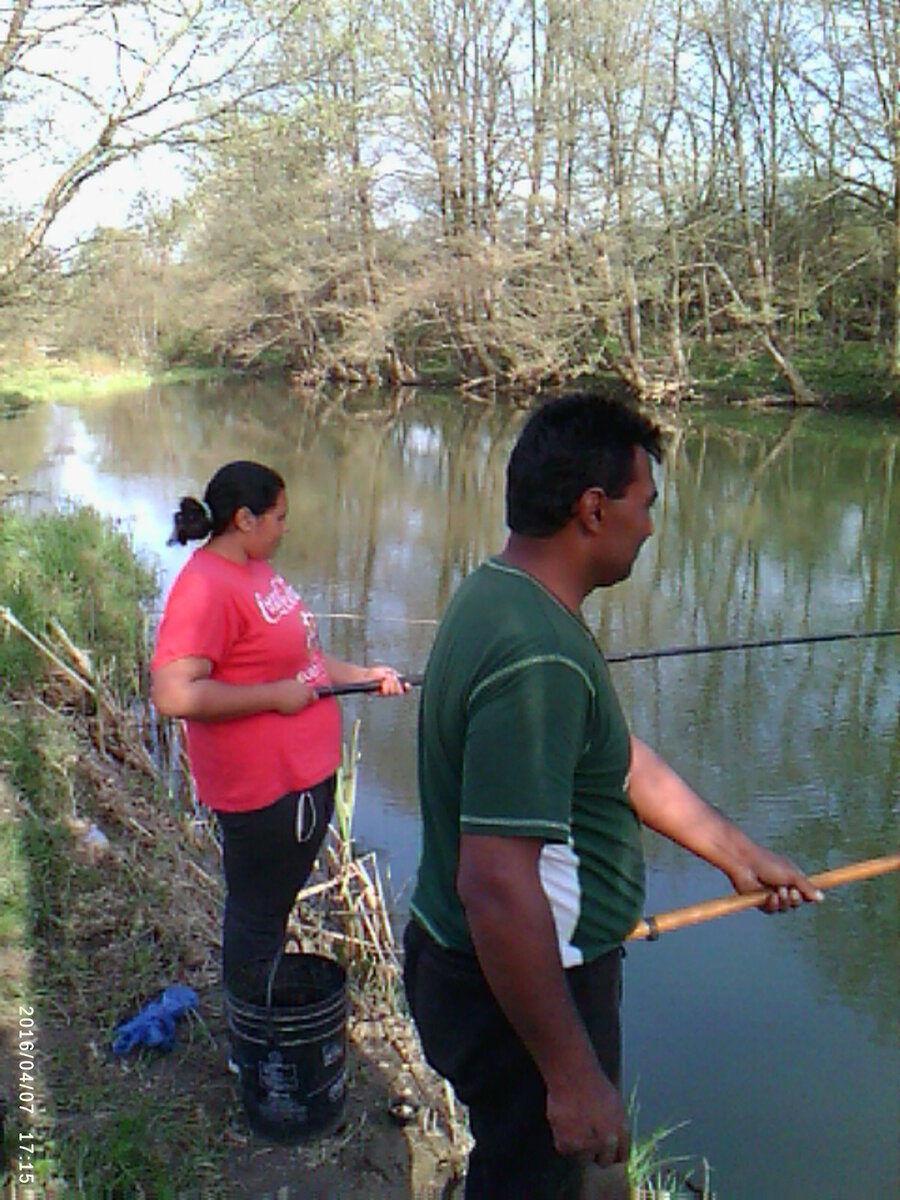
[403,918,624,1200]
[216,776,335,986]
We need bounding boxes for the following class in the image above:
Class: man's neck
[498,534,586,613]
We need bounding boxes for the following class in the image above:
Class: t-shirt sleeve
[460,655,593,841]
[151,563,236,670]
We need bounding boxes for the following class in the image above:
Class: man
[403,392,822,1200]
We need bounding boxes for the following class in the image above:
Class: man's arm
[628,736,823,910]
[457,833,629,1164]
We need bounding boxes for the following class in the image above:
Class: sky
[36,150,189,249]
[3,0,242,250]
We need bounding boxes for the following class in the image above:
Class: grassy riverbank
[2,340,898,414]
[689,340,898,410]
[0,356,229,410]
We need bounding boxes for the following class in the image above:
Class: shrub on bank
[0,508,156,693]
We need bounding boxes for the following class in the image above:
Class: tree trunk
[893,45,900,374]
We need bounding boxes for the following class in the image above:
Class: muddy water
[4,382,898,1197]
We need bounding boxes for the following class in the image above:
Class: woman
[151,460,406,987]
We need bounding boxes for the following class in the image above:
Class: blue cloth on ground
[111,985,198,1055]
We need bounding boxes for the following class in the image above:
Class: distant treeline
[2,2,898,405]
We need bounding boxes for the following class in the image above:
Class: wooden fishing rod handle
[627,854,900,942]
[314,673,424,699]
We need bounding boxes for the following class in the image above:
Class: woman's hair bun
[167,496,213,546]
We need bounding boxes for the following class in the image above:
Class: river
[3,380,898,1198]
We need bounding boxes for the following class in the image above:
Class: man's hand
[727,846,824,913]
[546,1060,630,1166]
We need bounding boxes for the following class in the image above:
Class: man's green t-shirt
[410,558,645,966]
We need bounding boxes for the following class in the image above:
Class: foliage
[0,509,157,694]
[0,356,229,404]
[0,0,301,285]
[688,339,898,408]
[627,1102,713,1199]
[0,702,226,1196]
[3,1,900,401]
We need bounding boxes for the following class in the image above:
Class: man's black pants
[217,776,335,986]
[403,919,624,1200]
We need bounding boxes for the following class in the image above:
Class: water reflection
[3,385,898,1197]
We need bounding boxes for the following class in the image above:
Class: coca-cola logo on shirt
[296,660,326,686]
[299,608,323,654]
[254,576,302,624]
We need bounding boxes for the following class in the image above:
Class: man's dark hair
[506,392,664,536]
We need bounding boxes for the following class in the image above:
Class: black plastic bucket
[225,945,347,1142]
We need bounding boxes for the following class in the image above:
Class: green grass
[0,727,67,1191]
[688,337,897,408]
[0,508,157,694]
[334,718,362,854]
[72,1102,219,1199]
[0,356,232,407]
[628,1095,715,1199]
[154,364,232,386]
[0,707,225,1196]
[0,805,26,953]
[0,359,153,403]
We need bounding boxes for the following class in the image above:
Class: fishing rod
[313,628,899,697]
[314,674,424,698]
[606,627,900,665]
[627,854,900,942]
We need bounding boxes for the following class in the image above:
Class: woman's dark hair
[167,461,286,546]
[506,392,664,536]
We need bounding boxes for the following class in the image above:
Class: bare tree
[787,0,900,373]
[694,0,817,401]
[0,0,303,282]
[10,0,895,400]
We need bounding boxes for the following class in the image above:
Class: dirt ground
[220,1053,462,1198]
[0,961,465,1200]
[187,990,466,1200]
[0,756,468,1200]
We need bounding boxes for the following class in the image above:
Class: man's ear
[574,486,606,533]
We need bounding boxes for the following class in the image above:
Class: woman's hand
[272,677,316,714]
[361,665,409,696]
[319,654,409,694]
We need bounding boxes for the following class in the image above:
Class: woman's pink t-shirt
[151,548,340,812]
